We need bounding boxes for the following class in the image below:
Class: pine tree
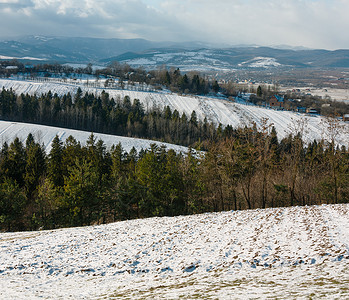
[0,178,26,231]
[6,137,26,186]
[48,135,64,186]
[36,178,60,229]
[24,141,46,199]
[63,158,100,226]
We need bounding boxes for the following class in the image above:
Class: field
[0,204,348,299]
[0,120,190,154]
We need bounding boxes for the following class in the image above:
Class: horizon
[0,0,348,51]
[1,34,348,52]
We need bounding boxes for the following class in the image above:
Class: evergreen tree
[0,178,26,231]
[47,135,64,186]
[63,158,100,226]
[35,178,60,229]
[24,141,46,199]
[6,137,26,186]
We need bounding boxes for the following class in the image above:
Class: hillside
[0,120,190,154]
[0,204,348,299]
[1,78,349,146]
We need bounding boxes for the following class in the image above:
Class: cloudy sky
[1,0,348,49]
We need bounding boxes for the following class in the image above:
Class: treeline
[1,125,348,231]
[97,62,219,95]
[0,87,228,148]
[1,60,220,95]
[0,61,79,78]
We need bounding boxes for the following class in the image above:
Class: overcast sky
[1,0,348,49]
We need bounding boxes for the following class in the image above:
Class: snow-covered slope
[0,120,190,154]
[1,78,349,146]
[0,204,348,299]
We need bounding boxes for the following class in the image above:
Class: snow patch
[238,57,281,68]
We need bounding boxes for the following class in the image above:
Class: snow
[125,58,157,65]
[238,57,281,68]
[0,204,348,299]
[0,55,46,61]
[124,50,230,71]
[282,86,349,103]
[0,120,191,154]
[1,78,349,147]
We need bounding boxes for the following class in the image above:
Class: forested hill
[0,87,218,148]
[1,79,349,147]
[0,85,349,232]
[1,119,348,231]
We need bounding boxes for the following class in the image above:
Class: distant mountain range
[1,36,349,70]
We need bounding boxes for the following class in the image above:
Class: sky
[1,0,348,49]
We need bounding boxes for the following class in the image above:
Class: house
[269,95,284,109]
[343,114,349,122]
[306,108,319,115]
[297,106,307,113]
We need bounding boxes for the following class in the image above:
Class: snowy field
[1,78,349,147]
[282,87,349,103]
[0,204,348,299]
[0,120,190,154]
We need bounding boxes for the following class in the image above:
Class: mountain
[0,36,221,64]
[105,47,349,70]
[1,36,349,70]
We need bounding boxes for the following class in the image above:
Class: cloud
[0,0,348,49]
[157,0,349,49]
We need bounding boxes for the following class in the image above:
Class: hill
[1,78,349,146]
[0,120,190,154]
[0,204,348,298]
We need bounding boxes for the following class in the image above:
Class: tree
[0,178,26,231]
[212,80,220,93]
[6,137,26,186]
[47,135,64,186]
[35,178,60,229]
[63,158,100,226]
[24,141,46,199]
[136,144,166,217]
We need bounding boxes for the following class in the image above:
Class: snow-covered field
[292,87,349,103]
[238,56,281,68]
[0,204,348,299]
[0,120,190,154]
[1,78,349,147]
